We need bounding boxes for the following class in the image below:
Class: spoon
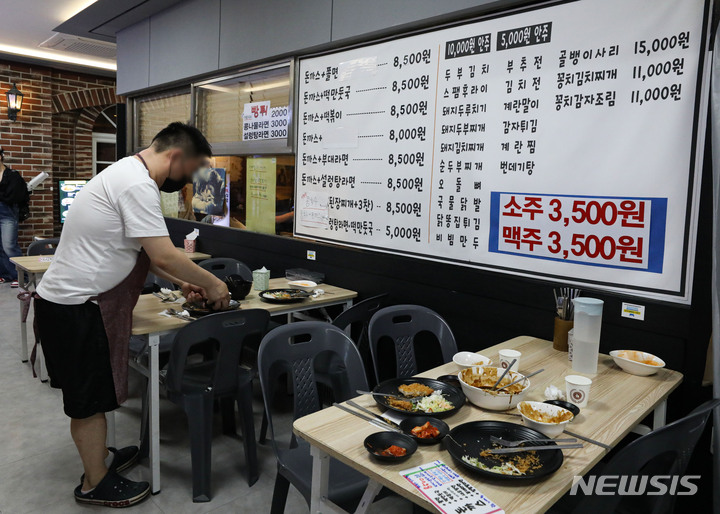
[495,368,545,392]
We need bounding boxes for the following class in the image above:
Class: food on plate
[411,422,440,439]
[617,350,662,366]
[387,397,414,411]
[462,446,541,475]
[376,445,407,457]
[475,361,488,366]
[398,383,435,397]
[386,390,454,413]
[519,402,573,423]
[414,391,454,413]
[460,367,525,394]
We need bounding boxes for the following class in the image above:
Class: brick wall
[0,61,119,250]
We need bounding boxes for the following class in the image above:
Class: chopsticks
[347,400,400,428]
[554,287,581,320]
[495,368,544,392]
[491,359,515,390]
[484,443,583,454]
[333,402,401,432]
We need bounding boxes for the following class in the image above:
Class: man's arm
[139,235,230,309]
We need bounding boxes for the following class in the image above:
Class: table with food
[293,335,682,514]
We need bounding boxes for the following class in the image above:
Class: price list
[295,0,709,302]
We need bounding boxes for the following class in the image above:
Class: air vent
[39,33,116,59]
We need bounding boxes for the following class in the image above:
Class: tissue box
[184,239,196,253]
[285,268,324,284]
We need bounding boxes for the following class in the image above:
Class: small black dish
[544,400,580,417]
[399,416,449,445]
[364,432,418,462]
[436,374,461,388]
[224,274,252,300]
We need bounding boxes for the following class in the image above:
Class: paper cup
[184,239,196,253]
[498,349,521,373]
[565,375,592,408]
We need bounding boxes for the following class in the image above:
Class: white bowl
[287,280,317,292]
[452,351,492,368]
[517,401,574,438]
[610,350,665,376]
[458,366,530,411]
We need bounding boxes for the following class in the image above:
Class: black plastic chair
[198,257,253,282]
[258,321,381,513]
[164,309,270,501]
[27,237,60,256]
[556,399,720,514]
[328,293,389,389]
[368,305,458,383]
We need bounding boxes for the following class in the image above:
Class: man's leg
[71,413,110,491]
[0,212,20,280]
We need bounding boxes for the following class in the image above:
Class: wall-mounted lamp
[5,83,24,121]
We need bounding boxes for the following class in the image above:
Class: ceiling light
[0,44,116,71]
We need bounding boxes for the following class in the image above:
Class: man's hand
[205,279,230,310]
[181,282,206,305]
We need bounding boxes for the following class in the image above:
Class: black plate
[399,416,449,445]
[445,420,563,480]
[259,288,312,304]
[371,377,465,418]
[181,300,240,317]
[544,400,580,417]
[436,374,461,389]
[364,431,417,462]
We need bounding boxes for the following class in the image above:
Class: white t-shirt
[38,156,169,305]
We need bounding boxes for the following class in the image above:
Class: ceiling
[0,0,118,72]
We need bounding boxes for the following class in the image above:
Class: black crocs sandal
[74,470,150,508]
[80,446,140,484]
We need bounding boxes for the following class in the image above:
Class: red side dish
[411,422,440,439]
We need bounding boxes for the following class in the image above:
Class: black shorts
[34,297,119,419]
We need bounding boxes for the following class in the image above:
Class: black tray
[181,300,240,317]
[371,377,465,418]
[444,420,563,480]
[258,288,312,304]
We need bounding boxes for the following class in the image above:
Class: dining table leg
[17,265,28,362]
[652,399,667,429]
[148,332,161,494]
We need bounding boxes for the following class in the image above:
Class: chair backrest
[166,309,270,395]
[143,272,175,292]
[258,322,368,452]
[332,293,389,386]
[27,237,60,256]
[198,258,252,282]
[572,399,720,514]
[368,305,458,383]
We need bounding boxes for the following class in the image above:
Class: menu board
[294,0,711,303]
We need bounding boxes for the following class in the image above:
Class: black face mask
[160,176,189,193]
[160,158,190,193]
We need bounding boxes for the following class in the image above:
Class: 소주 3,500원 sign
[294,0,711,303]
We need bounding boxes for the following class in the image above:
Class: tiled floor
[0,285,411,513]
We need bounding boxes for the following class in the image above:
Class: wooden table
[293,336,683,514]
[130,278,358,494]
[11,248,211,377]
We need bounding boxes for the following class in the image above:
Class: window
[193,61,293,155]
[92,133,116,175]
[163,154,295,237]
[134,89,191,149]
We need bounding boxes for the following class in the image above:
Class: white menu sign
[294,0,711,303]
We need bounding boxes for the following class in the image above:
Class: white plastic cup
[498,349,521,373]
[572,298,603,374]
[565,375,592,408]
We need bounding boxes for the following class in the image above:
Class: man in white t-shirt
[35,122,230,508]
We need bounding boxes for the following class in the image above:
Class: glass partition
[134,89,191,149]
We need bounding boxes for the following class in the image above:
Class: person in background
[0,145,28,288]
[34,123,230,508]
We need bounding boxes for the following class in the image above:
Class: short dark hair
[151,122,212,157]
